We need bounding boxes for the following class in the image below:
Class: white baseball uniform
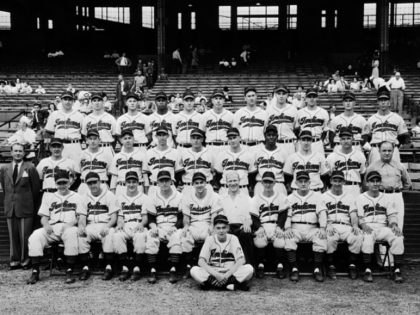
[36,157,79,191]
[329,112,367,149]
[172,111,205,147]
[82,112,117,156]
[116,112,151,148]
[233,107,268,142]
[296,106,329,154]
[148,111,176,148]
[202,109,234,159]
[254,147,287,195]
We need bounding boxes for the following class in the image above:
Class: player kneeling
[113,171,151,281]
[321,171,363,280]
[357,171,405,283]
[27,170,86,284]
[252,171,289,279]
[78,172,119,281]
[190,214,254,291]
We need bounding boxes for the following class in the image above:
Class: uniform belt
[311,137,321,142]
[291,221,317,225]
[177,143,192,148]
[99,143,113,147]
[380,188,401,193]
[43,188,57,193]
[207,141,227,146]
[277,139,295,144]
[81,179,107,184]
[344,181,360,186]
[221,184,247,188]
[331,222,351,226]
[257,180,284,184]
[133,143,147,147]
[241,140,262,146]
[61,139,80,144]
[50,221,64,225]
[127,219,141,223]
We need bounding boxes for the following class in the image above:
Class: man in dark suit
[31,103,48,131]
[0,143,40,269]
[116,74,131,116]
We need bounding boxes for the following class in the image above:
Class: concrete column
[157,0,166,71]
[378,0,389,73]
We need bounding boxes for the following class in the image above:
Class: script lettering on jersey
[86,121,112,131]
[87,201,109,216]
[121,202,142,214]
[239,116,265,128]
[372,121,398,133]
[292,161,320,173]
[121,121,145,131]
[333,159,361,171]
[189,204,212,221]
[222,158,249,171]
[209,249,235,264]
[335,123,362,134]
[50,200,77,213]
[299,116,324,128]
[268,113,294,125]
[183,157,211,170]
[81,158,107,171]
[326,201,350,215]
[148,156,175,169]
[55,118,80,130]
[206,119,231,131]
[155,205,179,216]
[43,165,69,178]
[363,203,387,216]
[176,119,199,132]
[117,157,143,170]
[256,156,284,170]
[151,120,172,132]
[291,202,316,214]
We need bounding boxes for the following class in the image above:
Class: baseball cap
[125,171,139,181]
[60,91,74,100]
[155,91,167,100]
[50,138,63,146]
[299,130,313,139]
[85,172,100,183]
[265,125,278,134]
[213,214,229,226]
[244,86,257,95]
[339,127,353,138]
[120,129,134,137]
[157,170,172,181]
[54,170,70,183]
[155,125,169,135]
[211,88,224,98]
[126,92,140,101]
[190,128,204,138]
[330,170,345,181]
[90,92,103,101]
[296,171,310,181]
[306,88,318,98]
[192,172,207,183]
[366,171,382,182]
[183,89,195,100]
[86,129,100,138]
[226,127,240,137]
[342,91,355,101]
[273,85,289,94]
[262,171,275,182]
[377,90,390,100]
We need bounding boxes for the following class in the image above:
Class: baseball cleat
[79,269,90,281]
[327,266,337,280]
[363,269,373,283]
[119,270,130,282]
[102,269,113,281]
[132,270,141,281]
[314,268,324,282]
[27,271,39,285]
[183,265,191,280]
[290,268,299,282]
[169,270,178,284]
[256,264,265,279]
[148,270,157,284]
[276,265,286,279]
[393,269,403,283]
[226,284,236,291]
[349,265,358,280]
[65,270,75,284]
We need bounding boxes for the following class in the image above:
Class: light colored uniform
[252,192,289,249]
[45,109,84,165]
[148,111,176,148]
[113,192,153,254]
[190,234,254,284]
[296,106,329,155]
[320,191,363,254]
[82,112,117,156]
[284,191,327,252]
[173,111,204,150]
[356,192,404,255]
[366,112,408,163]
[233,107,268,151]
[145,190,183,255]
[283,151,328,191]
[329,113,367,151]
[267,104,298,156]
[78,189,119,255]
[116,112,151,153]
[202,109,234,159]
[254,147,287,195]
[326,149,366,197]
[36,157,79,191]
[28,191,85,257]
[181,191,223,252]
[220,192,252,225]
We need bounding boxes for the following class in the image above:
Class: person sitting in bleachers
[350,77,361,91]
[327,79,338,93]
[336,76,348,92]
[361,77,372,92]
[2,116,37,158]
[102,93,113,113]
[20,82,33,94]
[35,84,46,94]
[223,87,234,103]
[0,80,6,93]
[411,122,420,137]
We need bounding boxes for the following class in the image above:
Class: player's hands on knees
[44,224,53,235]
[136,224,144,233]
[318,228,327,240]
[182,226,189,237]
[150,226,158,237]
[284,228,294,239]
[214,272,225,283]
[326,224,336,237]
[100,226,110,237]
[167,226,176,236]
[242,223,251,233]
[352,225,361,235]
[116,224,124,232]
[78,226,86,237]
[255,227,264,237]
[274,226,284,238]
[392,225,403,237]
[362,225,373,234]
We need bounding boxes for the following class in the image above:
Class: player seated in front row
[190,214,254,291]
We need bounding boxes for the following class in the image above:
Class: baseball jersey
[173,111,205,144]
[82,112,116,143]
[320,191,356,225]
[199,234,244,271]
[38,191,86,225]
[283,151,328,190]
[329,113,367,143]
[233,107,268,141]
[148,111,176,147]
[267,104,298,140]
[80,148,113,181]
[287,191,325,226]
[181,147,214,183]
[202,109,234,142]
[326,149,366,183]
[116,112,151,144]
[366,112,408,145]
[45,109,84,139]
[36,157,79,190]
[214,147,256,185]
[181,191,222,224]
[251,192,289,225]
[356,192,397,226]
[296,106,329,138]
[117,192,154,223]
[144,147,182,183]
[148,190,182,226]
[255,147,286,182]
[109,148,146,184]
[83,189,119,224]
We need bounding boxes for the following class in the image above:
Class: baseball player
[113,171,152,281]
[180,128,214,195]
[27,170,86,284]
[329,91,368,152]
[173,89,205,153]
[296,88,329,156]
[145,170,184,284]
[356,171,404,283]
[213,127,257,195]
[284,171,328,282]
[267,84,298,157]
[45,91,84,165]
[255,125,287,195]
[78,172,119,281]
[326,127,366,197]
[144,126,183,195]
[233,86,268,151]
[284,130,329,192]
[148,91,176,148]
[190,214,254,291]
[202,88,234,160]
[81,92,117,157]
[252,171,289,279]
[36,138,80,194]
[320,170,363,280]
[181,172,223,278]
[116,92,151,153]
[366,89,410,164]
[109,129,146,195]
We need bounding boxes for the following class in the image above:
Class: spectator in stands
[292,92,304,109]
[78,93,92,116]
[158,67,169,81]
[196,103,206,114]
[350,77,361,91]
[66,84,75,94]
[219,58,230,71]
[412,122,420,137]
[332,70,340,82]
[194,91,207,105]
[102,93,112,113]
[111,51,120,59]
[387,72,406,115]
[133,86,143,99]
[20,82,32,94]
[361,77,372,92]
[145,61,154,88]
[15,78,22,91]
[31,103,48,132]
[336,76,348,92]
[136,57,143,72]
[231,58,237,69]
[35,84,46,94]
[327,79,338,93]
[116,74,130,115]
[174,93,183,104]
[115,52,132,74]
[8,82,18,94]
[0,80,6,93]
[223,87,233,103]
[3,116,36,149]
[172,48,183,74]
[132,70,146,92]
[48,103,57,116]
[240,49,250,66]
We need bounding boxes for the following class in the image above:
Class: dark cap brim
[212,93,224,98]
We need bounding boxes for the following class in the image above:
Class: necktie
[13,163,18,183]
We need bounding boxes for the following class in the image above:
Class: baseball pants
[384,192,405,230]
[62,143,83,166]
[182,222,210,253]
[190,264,254,284]
[254,223,285,249]
[145,225,182,255]
[361,224,404,255]
[284,224,327,252]
[254,182,287,196]
[390,90,404,114]
[113,222,147,254]
[326,224,363,254]
[78,223,115,254]
[369,146,401,164]
[28,223,79,257]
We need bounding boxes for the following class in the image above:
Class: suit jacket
[0,161,40,218]
[116,80,130,100]
[32,110,48,130]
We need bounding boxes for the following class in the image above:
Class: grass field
[1,264,420,315]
